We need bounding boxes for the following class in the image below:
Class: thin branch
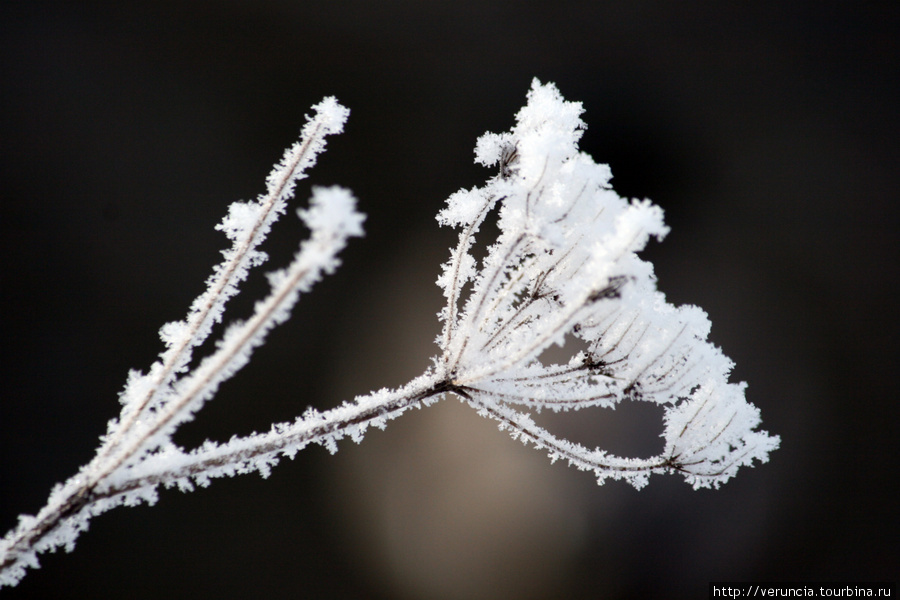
[462,391,673,483]
[0,374,443,582]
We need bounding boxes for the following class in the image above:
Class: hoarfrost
[1,82,778,588]
[434,79,778,489]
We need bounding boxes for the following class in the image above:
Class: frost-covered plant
[0,80,779,587]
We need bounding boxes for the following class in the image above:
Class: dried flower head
[434,80,779,489]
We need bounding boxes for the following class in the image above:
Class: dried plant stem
[0,98,355,587]
[2,82,778,589]
[0,375,443,578]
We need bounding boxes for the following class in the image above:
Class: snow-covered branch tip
[1,81,779,588]
[0,97,361,587]
[433,80,778,490]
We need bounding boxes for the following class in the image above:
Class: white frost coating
[107,372,441,496]
[2,82,779,589]
[0,98,358,588]
[434,79,778,489]
[131,185,364,454]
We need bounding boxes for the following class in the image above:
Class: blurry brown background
[1,2,896,599]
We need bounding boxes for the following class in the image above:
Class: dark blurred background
[1,2,897,599]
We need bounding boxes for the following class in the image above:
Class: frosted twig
[2,81,779,588]
[0,98,359,587]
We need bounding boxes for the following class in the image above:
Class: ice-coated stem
[1,81,779,589]
[0,98,357,588]
[0,373,444,585]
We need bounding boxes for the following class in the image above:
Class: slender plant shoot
[1,81,779,587]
